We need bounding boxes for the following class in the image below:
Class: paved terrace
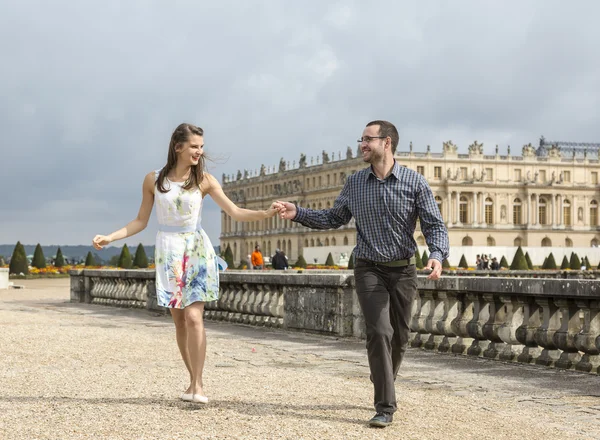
[1,279,600,440]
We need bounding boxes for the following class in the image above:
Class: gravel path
[1,279,600,440]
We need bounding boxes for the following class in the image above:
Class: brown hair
[366,120,399,154]
[156,123,205,193]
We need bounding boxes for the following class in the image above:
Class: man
[275,120,449,428]
[271,248,289,270]
[251,245,264,270]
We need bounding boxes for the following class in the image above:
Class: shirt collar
[368,160,401,181]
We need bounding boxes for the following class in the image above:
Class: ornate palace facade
[220,139,600,265]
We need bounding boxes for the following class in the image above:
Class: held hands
[266,203,280,217]
[273,201,296,220]
[425,258,442,280]
[92,235,112,250]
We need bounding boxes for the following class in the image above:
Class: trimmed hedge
[510,246,529,270]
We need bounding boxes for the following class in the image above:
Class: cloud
[1,0,599,246]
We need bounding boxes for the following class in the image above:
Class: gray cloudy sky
[1,0,599,248]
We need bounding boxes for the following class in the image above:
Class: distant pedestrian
[251,245,264,270]
[271,249,288,270]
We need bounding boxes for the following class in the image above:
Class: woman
[92,123,276,404]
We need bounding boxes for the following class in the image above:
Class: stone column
[525,193,530,226]
[481,193,487,227]
[560,195,564,226]
[456,191,461,225]
[447,191,452,226]
[532,193,537,225]
[550,194,555,228]
[473,192,478,226]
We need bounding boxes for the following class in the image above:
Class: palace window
[417,166,425,175]
[325,238,330,246]
[487,236,496,246]
[563,199,571,226]
[434,166,442,179]
[435,196,443,220]
[459,196,468,223]
[332,238,336,246]
[514,169,522,181]
[514,237,522,246]
[539,197,547,225]
[564,171,571,183]
[592,172,598,185]
[565,238,573,247]
[513,198,522,225]
[542,237,551,247]
[462,236,473,246]
[460,167,467,180]
[485,168,493,181]
[539,170,546,182]
[590,200,598,226]
[343,236,349,246]
[485,198,494,224]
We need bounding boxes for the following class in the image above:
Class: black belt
[357,256,416,267]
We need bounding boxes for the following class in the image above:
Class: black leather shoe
[368,412,393,427]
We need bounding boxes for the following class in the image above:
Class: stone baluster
[423,292,446,351]
[554,298,583,370]
[408,292,422,345]
[411,290,433,348]
[575,299,600,373]
[271,289,284,327]
[482,293,507,360]
[436,292,460,353]
[515,296,543,363]
[450,292,476,355]
[466,293,492,357]
[533,297,562,367]
[497,295,525,362]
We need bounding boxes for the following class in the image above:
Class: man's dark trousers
[354,260,417,414]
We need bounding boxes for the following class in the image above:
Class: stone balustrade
[70,269,600,374]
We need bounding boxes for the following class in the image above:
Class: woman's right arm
[92,172,155,250]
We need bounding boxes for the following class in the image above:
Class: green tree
[325,252,335,266]
[569,252,581,270]
[545,253,557,270]
[296,254,307,269]
[541,256,548,270]
[133,243,149,268]
[118,244,133,269]
[421,250,429,267]
[9,241,29,275]
[458,254,468,269]
[585,256,591,270]
[54,247,65,267]
[510,246,529,270]
[32,243,46,269]
[85,251,97,267]
[223,244,234,270]
[346,253,354,270]
[442,258,450,269]
[560,255,569,270]
[524,252,534,270]
[415,251,424,269]
[499,256,509,269]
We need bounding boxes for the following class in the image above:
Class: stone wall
[69,269,600,374]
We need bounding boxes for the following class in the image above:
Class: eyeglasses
[357,136,387,144]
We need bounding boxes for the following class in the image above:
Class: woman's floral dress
[154,171,221,308]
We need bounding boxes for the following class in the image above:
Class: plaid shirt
[294,161,449,263]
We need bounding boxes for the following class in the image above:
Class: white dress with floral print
[154,171,220,309]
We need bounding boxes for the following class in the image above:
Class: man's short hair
[366,120,399,154]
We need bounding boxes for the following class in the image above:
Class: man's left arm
[415,177,450,278]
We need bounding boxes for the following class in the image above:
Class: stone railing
[0,268,8,289]
[70,269,600,374]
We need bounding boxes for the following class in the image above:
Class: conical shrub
[541,257,548,270]
[569,252,581,270]
[133,243,148,268]
[499,256,509,269]
[223,244,234,269]
[296,254,307,268]
[458,254,468,269]
[415,251,424,269]
[55,247,65,267]
[32,244,46,269]
[525,252,533,270]
[118,244,133,269]
[421,250,429,267]
[85,251,96,267]
[584,256,591,270]
[9,241,29,275]
[325,252,335,266]
[346,253,354,269]
[560,255,569,269]
[510,246,528,270]
[545,253,557,270]
[442,258,450,269]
